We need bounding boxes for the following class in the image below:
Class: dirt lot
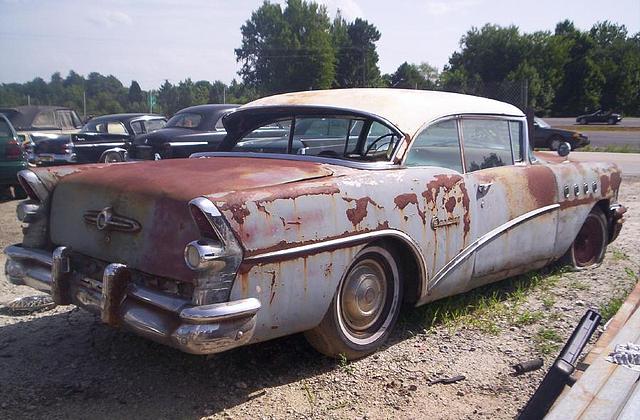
[0,179,638,420]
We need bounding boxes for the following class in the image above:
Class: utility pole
[83,90,87,119]
[223,86,226,104]
[27,94,30,105]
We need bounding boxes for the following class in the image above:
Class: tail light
[185,197,243,305]
[17,170,49,203]
[5,138,23,160]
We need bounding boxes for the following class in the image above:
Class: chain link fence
[444,80,529,111]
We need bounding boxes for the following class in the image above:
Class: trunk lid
[47,157,333,282]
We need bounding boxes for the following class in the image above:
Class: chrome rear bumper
[4,244,260,355]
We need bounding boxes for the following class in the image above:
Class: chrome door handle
[477,182,493,197]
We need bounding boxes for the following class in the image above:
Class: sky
[0,0,639,90]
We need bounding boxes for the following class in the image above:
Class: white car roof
[243,88,524,138]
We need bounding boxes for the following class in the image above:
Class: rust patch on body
[600,174,610,196]
[394,193,418,210]
[445,196,457,213]
[343,197,379,226]
[220,202,250,225]
[526,166,557,205]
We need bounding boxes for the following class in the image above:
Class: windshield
[167,112,203,129]
[534,117,550,128]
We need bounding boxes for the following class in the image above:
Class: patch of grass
[569,280,590,291]
[301,381,316,406]
[402,266,567,334]
[611,248,630,261]
[579,144,640,153]
[337,353,355,375]
[515,309,544,326]
[542,295,556,309]
[600,297,625,323]
[625,267,639,281]
[536,328,563,355]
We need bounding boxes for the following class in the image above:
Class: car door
[403,119,476,302]
[74,121,130,163]
[461,118,559,285]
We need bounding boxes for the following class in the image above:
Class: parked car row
[3,88,626,360]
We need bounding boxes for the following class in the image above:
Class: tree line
[1,0,638,117]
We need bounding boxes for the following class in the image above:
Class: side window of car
[462,119,514,172]
[0,118,11,137]
[131,121,144,135]
[106,122,127,135]
[362,121,399,159]
[509,121,523,162]
[56,110,75,129]
[32,111,56,128]
[405,119,463,172]
[232,119,292,154]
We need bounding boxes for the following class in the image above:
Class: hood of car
[44,157,334,282]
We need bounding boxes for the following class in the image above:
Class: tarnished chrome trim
[101,263,129,326]
[427,203,560,292]
[245,229,428,287]
[189,151,399,171]
[4,244,52,266]
[16,201,40,223]
[168,141,209,147]
[184,240,226,271]
[51,246,72,305]
[180,298,261,324]
[99,147,129,163]
[83,207,141,233]
[128,284,189,313]
[17,170,49,202]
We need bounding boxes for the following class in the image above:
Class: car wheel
[561,207,608,270]
[305,244,403,360]
[548,135,564,151]
[578,118,587,125]
[102,151,124,163]
[607,118,616,125]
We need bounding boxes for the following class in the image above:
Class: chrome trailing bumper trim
[608,203,626,243]
[34,152,77,164]
[3,244,260,355]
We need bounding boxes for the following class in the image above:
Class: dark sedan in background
[576,110,623,125]
[533,117,589,150]
[0,105,82,165]
[0,114,27,198]
[73,113,166,163]
[126,104,237,160]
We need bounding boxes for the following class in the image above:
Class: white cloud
[88,11,133,28]
[317,0,365,20]
[423,0,481,16]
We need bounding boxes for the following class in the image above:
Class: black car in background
[73,113,166,163]
[576,110,623,125]
[0,105,82,165]
[533,117,589,150]
[125,104,237,160]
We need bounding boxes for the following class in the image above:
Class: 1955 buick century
[4,89,626,359]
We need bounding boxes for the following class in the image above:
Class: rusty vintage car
[4,89,626,359]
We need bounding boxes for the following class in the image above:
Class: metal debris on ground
[4,295,56,314]
[428,375,465,386]
[512,358,544,375]
[606,342,640,371]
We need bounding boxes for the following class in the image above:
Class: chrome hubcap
[340,259,387,333]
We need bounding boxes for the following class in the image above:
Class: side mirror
[557,142,571,157]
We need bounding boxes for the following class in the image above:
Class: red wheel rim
[573,215,605,267]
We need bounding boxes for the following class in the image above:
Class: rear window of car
[462,119,514,171]
[145,119,166,132]
[32,111,57,128]
[167,112,202,128]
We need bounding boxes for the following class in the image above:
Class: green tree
[236,0,335,94]
[157,80,178,116]
[332,14,382,87]
[389,62,434,89]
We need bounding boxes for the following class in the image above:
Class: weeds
[542,295,556,309]
[600,297,625,322]
[569,280,590,291]
[536,328,563,354]
[337,353,355,375]
[611,248,629,261]
[579,144,640,153]
[301,381,316,406]
[515,309,544,326]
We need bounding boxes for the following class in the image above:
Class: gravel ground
[0,178,638,420]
